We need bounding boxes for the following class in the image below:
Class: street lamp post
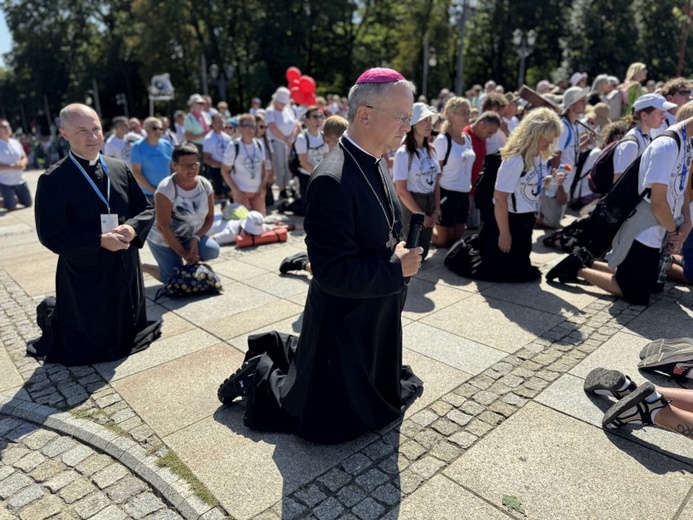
[421,35,438,99]
[452,0,477,96]
[512,29,537,89]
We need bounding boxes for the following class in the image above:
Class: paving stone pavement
[2,171,693,519]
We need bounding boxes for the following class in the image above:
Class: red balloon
[290,86,305,105]
[305,93,317,106]
[290,78,300,89]
[286,66,301,83]
[299,75,316,94]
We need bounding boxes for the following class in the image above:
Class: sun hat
[633,93,677,113]
[570,72,588,86]
[410,103,439,126]
[241,211,270,236]
[187,94,205,106]
[274,87,291,105]
[561,87,589,110]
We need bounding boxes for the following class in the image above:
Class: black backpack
[289,130,324,177]
[597,129,681,228]
[587,134,638,195]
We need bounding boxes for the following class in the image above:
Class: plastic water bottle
[544,164,565,198]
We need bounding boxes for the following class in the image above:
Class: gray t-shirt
[148,175,213,247]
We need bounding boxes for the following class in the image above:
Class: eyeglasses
[177,162,200,170]
[224,125,235,130]
[258,125,267,130]
[240,124,257,129]
[309,114,325,120]
[150,127,163,131]
[364,105,411,125]
[678,90,692,97]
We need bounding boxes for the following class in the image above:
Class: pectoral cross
[386,233,398,249]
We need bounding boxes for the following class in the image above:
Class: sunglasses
[241,125,257,129]
[150,127,163,131]
[678,90,692,97]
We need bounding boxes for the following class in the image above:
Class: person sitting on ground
[393,102,441,259]
[432,97,475,247]
[547,112,693,305]
[584,367,692,440]
[143,143,219,282]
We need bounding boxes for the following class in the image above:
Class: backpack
[597,129,680,228]
[587,134,638,195]
[441,132,453,168]
[154,263,223,300]
[289,130,324,177]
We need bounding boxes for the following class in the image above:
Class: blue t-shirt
[131,139,174,195]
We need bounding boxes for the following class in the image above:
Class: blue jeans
[0,182,32,210]
[148,236,220,283]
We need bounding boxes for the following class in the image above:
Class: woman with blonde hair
[433,97,475,247]
[622,62,648,115]
[446,108,561,281]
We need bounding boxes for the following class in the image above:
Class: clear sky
[0,9,11,67]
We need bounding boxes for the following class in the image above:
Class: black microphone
[406,213,425,249]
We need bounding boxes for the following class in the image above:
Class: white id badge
[100,214,119,234]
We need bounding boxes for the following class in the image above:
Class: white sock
[616,378,633,392]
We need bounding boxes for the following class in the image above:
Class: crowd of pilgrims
[17,61,687,306]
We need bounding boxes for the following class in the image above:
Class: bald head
[60,104,99,130]
[59,103,104,160]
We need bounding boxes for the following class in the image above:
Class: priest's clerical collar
[342,134,379,163]
[71,151,99,166]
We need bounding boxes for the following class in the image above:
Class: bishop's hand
[396,241,423,277]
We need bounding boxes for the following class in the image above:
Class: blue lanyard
[681,125,688,192]
[535,160,546,195]
[69,152,111,213]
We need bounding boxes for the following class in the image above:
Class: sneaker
[279,252,309,274]
[584,368,637,399]
[217,355,263,405]
[638,341,693,380]
[546,253,583,283]
[602,382,669,430]
[638,337,693,360]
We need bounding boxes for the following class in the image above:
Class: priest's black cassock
[243,136,423,444]
[35,154,159,366]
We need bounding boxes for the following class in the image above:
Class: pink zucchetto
[355,67,405,84]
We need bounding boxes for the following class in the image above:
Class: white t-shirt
[103,132,142,165]
[265,106,297,140]
[485,128,507,155]
[636,127,691,247]
[494,154,545,214]
[557,118,583,189]
[504,116,519,134]
[222,138,267,193]
[203,131,233,164]
[434,133,475,192]
[293,131,329,175]
[0,138,26,186]
[148,175,213,247]
[575,146,602,199]
[613,127,650,175]
[392,145,440,194]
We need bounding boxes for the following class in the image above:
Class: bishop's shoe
[217,355,263,405]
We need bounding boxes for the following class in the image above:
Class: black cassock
[243,137,423,444]
[35,154,158,366]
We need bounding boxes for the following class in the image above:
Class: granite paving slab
[156,280,278,324]
[234,244,307,272]
[241,272,311,299]
[401,278,474,321]
[227,316,304,353]
[0,345,23,393]
[384,474,511,519]
[112,343,245,437]
[414,263,495,294]
[2,254,57,297]
[92,329,222,381]
[163,409,375,520]
[444,402,693,520]
[621,296,693,341]
[420,293,565,353]
[678,494,693,520]
[403,322,506,376]
[144,303,196,338]
[209,258,272,282]
[536,373,693,466]
[200,299,305,340]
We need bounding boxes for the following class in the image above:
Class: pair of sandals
[584,338,693,429]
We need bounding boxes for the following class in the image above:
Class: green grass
[156,450,219,507]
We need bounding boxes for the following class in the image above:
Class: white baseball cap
[633,93,677,113]
[561,87,589,110]
[241,211,270,236]
[410,103,439,126]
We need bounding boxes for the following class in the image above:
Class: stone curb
[0,395,213,520]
